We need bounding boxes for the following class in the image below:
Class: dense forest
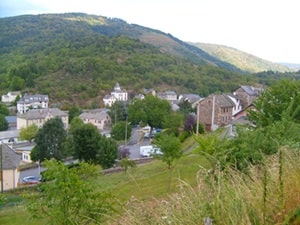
[0,13,299,109]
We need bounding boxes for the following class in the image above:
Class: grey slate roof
[1,143,22,170]
[18,108,67,120]
[179,94,202,104]
[17,94,48,104]
[0,130,19,140]
[206,94,235,107]
[5,116,17,124]
[240,86,262,96]
[79,110,109,121]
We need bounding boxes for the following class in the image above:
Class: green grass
[2,142,300,224]
[0,137,208,225]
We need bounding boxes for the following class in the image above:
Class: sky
[0,0,299,64]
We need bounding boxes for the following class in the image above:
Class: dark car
[22,176,42,184]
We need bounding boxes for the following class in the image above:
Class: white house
[14,143,35,163]
[103,83,128,107]
[17,108,69,130]
[17,94,49,114]
[79,109,111,130]
[226,94,242,116]
[1,91,21,104]
[157,91,177,102]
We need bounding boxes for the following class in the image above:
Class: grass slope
[191,42,294,73]
[1,140,300,224]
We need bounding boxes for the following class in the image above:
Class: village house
[143,88,156,96]
[157,91,177,103]
[178,94,202,108]
[79,109,111,130]
[17,108,68,130]
[17,94,49,114]
[233,85,263,109]
[13,142,35,163]
[1,91,21,104]
[226,94,242,116]
[0,143,22,191]
[0,130,19,144]
[198,94,240,131]
[103,82,128,107]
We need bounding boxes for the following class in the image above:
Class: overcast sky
[1,0,299,63]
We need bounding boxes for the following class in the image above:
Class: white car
[140,145,163,157]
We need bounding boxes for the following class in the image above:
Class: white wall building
[157,91,177,102]
[17,94,49,114]
[79,109,111,130]
[103,83,128,107]
[1,91,21,103]
[17,108,68,130]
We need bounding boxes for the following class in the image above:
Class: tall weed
[112,147,300,225]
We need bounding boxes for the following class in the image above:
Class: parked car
[140,145,163,157]
[22,176,41,184]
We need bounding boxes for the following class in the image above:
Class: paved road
[126,127,151,159]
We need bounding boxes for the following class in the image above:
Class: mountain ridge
[0,13,293,108]
[190,42,294,73]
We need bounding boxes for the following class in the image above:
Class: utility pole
[211,96,215,131]
[196,102,200,135]
[125,114,128,146]
[1,144,3,193]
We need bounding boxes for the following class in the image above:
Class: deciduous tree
[71,123,118,169]
[249,79,300,127]
[128,95,171,129]
[72,123,101,163]
[0,103,9,116]
[31,117,67,162]
[97,137,118,169]
[26,159,114,225]
[154,133,182,169]
[19,124,38,142]
[0,114,8,131]
[111,121,132,141]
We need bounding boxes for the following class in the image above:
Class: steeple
[114,82,121,92]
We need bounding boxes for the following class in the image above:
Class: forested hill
[0,13,262,108]
[191,43,294,73]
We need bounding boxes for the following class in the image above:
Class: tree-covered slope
[0,13,253,108]
[191,42,294,73]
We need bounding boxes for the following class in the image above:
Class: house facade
[17,108,68,130]
[0,143,22,191]
[233,85,263,109]
[79,109,111,130]
[1,91,21,104]
[103,83,128,107]
[198,94,236,131]
[157,91,177,102]
[13,142,35,163]
[17,94,49,114]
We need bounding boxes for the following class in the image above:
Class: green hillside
[191,42,294,73]
[0,13,254,109]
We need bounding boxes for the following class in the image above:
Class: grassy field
[0,137,209,225]
[2,139,300,225]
